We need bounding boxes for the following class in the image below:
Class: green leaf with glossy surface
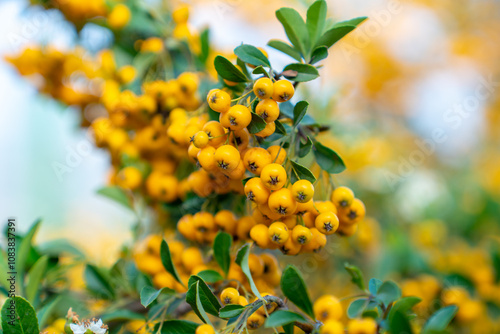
[213,232,232,277]
[235,44,270,67]
[252,66,269,77]
[280,265,314,319]
[248,112,267,134]
[186,275,221,318]
[219,304,246,319]
[1,296,39,334]
[313,141,346,174]
[235,244,261,298]
[293,101,309,126]
[160,240,183,285]
[267,40,302,61]
[274,120,287,136]
[283,63,319,82]
[156,320,199,334]
[214,55,248,82]
[140,286,175,307]
[306,0,327,46]
[310,46,328,64]
[265,310,307,328]
[276,8,309,57]
[298,137,313,158]
[196,270,224,283]
[290,161,317,184]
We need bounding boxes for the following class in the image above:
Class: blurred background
[1,0,500,318]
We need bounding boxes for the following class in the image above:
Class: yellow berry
[268,222,289,245]
[272,80,294,102]
[220,287,240,305]
[292,180,315,203]
[253,77,274,99]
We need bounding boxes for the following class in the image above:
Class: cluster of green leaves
[344,263,458,334]
[210,0,363,185]
[142,235,319,333]
[0,220,88,331]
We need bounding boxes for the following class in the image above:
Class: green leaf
[389,310,413,334]
[235,244,262,298]
[160,240,184,286]
[213,232,232,277]
[200,28,210,64]
[37,296,61,329]
[100,310,145,322]
[283,323,295,334]
[344,263,366,291]
[274,120,287,136]
[388,296,422,322]
[376,281,402,306]
[333,17,368,28]
[316,17,367,49]
[219,304,246,319]
[237,57,251,78]
[26,255,48,304]
[290,161,317,184]
[293,101,309,126]
[186,275,221,318]
[316,26,355,49]
[84,264,115,298]
[248,112,267,134]
[347,298,369,318]
[313,141,346,174]
[276,8,310,57]
[280,265,314,319]
[265,310,307,328]
[310,46,328,64]
[282,63,319,82]
[267,40,302,62]
[97,186,132,210]
[156,320,199,334]
[140,286,175,308]
[422,306,458,334]
[306,0,327,46]
[252,66,269,77]
[17,220,41,295]
[214,55,248,82]
[298,137,313,158]
[1,296,39,334]
[196,270,224,283]
[369,278,383,295]
[234,44,271,67]
[195,281,212,324]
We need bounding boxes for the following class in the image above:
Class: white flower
[70,319,107,334]
[70,323,86,334]
[89,319,107,334]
